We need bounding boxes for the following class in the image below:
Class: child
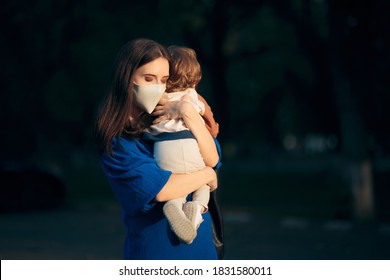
[146,46,219,244]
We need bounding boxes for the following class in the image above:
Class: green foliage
[2,0,389,164]
[44,70,82,122]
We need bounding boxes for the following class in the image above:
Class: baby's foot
[163,202,196,244]
[183,201,204,230]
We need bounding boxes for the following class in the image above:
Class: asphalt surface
[1,200,389,260]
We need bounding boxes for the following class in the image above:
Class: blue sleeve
[99,137,172,215]
[213,138,222,170]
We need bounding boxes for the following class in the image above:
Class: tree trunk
[209,0,230,141]
[349,160,375,220]
[328,0,375,221]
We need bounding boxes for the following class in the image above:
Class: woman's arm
[155,166,217,202]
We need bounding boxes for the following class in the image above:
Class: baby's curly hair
[166,46,202,92]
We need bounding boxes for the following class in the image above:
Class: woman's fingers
[207,173,218,192]
[151,100,182,119]
[151,105,164,116]
[153,115,168,124]
[158,92,169,105]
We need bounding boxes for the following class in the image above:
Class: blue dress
[99,136,218,260]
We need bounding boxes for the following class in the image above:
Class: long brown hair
[95,39,171,154]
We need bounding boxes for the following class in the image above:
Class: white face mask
[133,83,166,114]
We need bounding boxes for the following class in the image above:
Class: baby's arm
[152,95,219,168]
[180,101,219,168]
[197,94,219,138]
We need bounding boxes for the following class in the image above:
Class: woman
[95,38,220,259]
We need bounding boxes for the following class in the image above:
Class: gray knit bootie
[163,201,196,244]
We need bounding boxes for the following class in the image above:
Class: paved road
[223,209,390,259]
[0,201,389,260]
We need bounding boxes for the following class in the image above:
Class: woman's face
[133,57,170,86]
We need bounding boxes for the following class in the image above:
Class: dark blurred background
[1,0,390,260]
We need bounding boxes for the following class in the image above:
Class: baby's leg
[183,185,210,230]
[192,185,210,213]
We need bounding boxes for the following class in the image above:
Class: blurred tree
[1,0,389,219]
[179,0,389,220]
[1,0,88,162]
[325,0,387,220]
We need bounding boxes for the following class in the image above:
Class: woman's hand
[208,172,218,192]
[151,93,191,124]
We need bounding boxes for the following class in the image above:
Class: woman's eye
[145,77,153,82]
